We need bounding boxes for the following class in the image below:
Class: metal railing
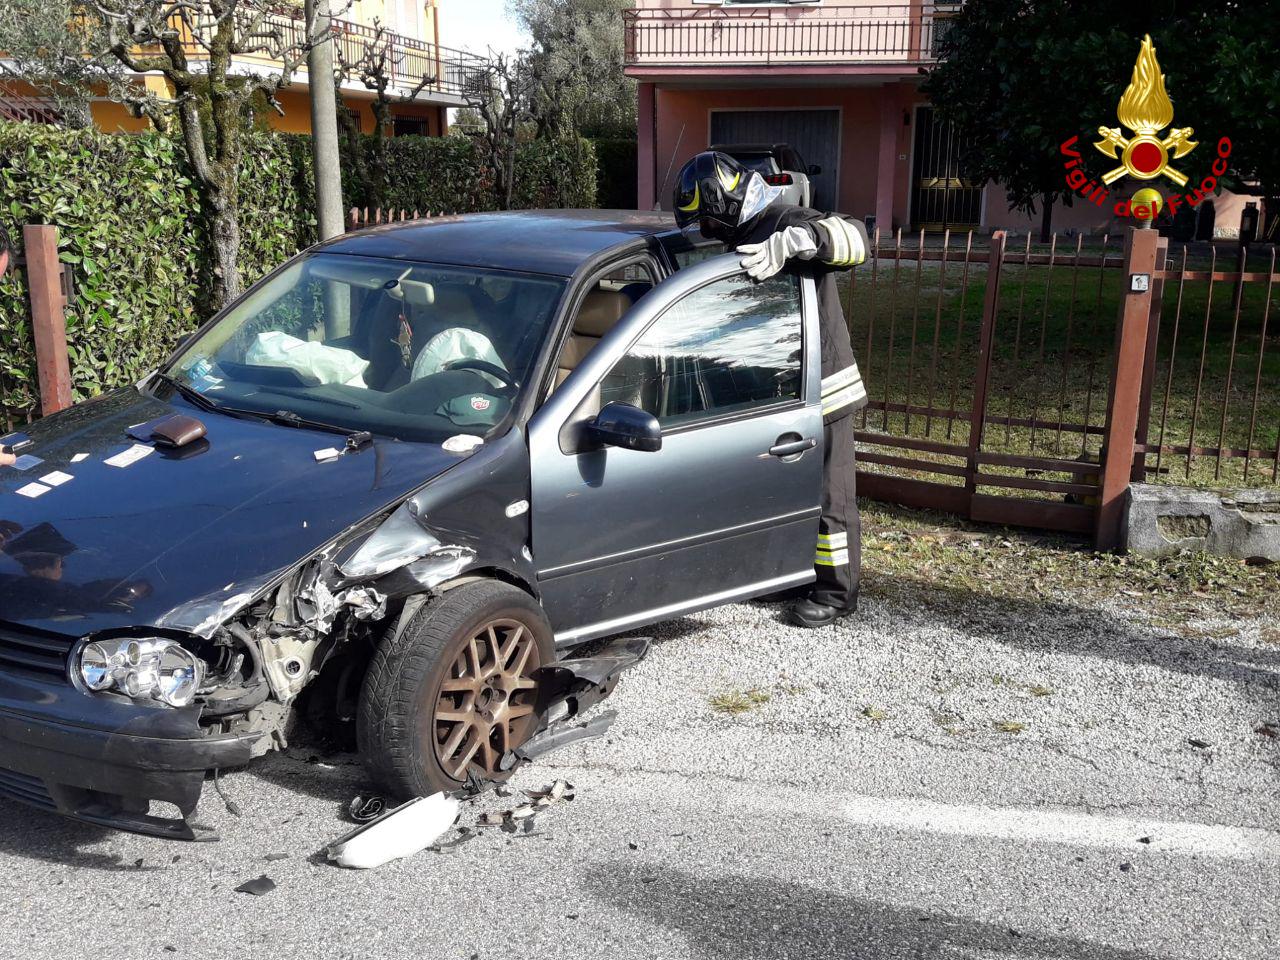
[0,79,61,124]
[623,4,950,67]
[224,11,490,99]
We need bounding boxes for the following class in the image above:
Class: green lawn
[843,237,1280,492]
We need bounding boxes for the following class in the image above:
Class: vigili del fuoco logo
[1059,35,1232,222]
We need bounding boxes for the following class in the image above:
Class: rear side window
[599,273,802,428]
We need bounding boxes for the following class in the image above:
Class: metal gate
[848,228,1135,543]
[709,108,841,210]
[910,106,983,232]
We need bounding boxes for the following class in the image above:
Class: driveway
[0,505,1276,960]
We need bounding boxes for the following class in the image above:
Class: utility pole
[307,0,345,241]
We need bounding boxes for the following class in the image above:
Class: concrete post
[637,82,656,210]
[23,224,73,416]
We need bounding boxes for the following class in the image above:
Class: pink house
[626,1,1254,237]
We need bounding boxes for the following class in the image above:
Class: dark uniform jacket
[737,205,869,424]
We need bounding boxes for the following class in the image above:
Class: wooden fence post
[22,224,73,416]
[1094,227,1159,550]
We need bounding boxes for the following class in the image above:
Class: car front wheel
[357,580,554,799]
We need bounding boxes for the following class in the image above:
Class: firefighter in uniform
[673,151,868,627]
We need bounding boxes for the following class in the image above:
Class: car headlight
[77,637,206,707]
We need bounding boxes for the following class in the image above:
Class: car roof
[713,143,789,156]
[313,209,678,277]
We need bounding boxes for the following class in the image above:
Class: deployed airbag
[247,331,369,387]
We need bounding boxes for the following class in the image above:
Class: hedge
[0,121,596,425]
[338,133,597,213]
[591,137,637,210]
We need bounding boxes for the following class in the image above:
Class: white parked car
[710,143,820,208]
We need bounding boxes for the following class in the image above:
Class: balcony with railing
[233,12,490,105]
[623,4,952,75]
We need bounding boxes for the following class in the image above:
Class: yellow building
[1,0,484,137]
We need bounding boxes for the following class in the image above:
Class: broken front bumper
[0,668,261,840]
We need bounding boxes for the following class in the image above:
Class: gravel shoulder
[0,502,1275,960]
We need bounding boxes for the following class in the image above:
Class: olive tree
[94,0,355,306]
[334,18,439,210]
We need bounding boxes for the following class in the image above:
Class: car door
[528,255,823,645]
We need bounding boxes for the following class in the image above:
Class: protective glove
[737,226,818,282]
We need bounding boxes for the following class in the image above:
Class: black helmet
[673,150,772,239]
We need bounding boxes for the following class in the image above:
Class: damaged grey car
[0,211,825,839]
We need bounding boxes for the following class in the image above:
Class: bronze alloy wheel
[432,618,542,780]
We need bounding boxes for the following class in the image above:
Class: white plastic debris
[326,793,459,869]
[313,447,342,463]
[104,444,152,468]
[442,434,484,455]
[11,454,43,471]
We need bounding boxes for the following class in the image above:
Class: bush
[591,138,637,210]
[0,120,596,424]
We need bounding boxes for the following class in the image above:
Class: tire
[357,580,554,799]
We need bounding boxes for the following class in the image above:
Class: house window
[393,116,431,137]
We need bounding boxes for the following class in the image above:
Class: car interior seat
[554,289,634,391]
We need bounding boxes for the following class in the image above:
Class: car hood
[0,388,463,637]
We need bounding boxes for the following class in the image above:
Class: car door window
[599,273,802,429]
[549,259,657,397]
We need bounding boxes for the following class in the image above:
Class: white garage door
[709,109,840,211]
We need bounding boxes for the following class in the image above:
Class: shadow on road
[0,798,165,871]
[588,861,1161,960]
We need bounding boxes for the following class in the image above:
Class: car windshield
[164,253,566,443]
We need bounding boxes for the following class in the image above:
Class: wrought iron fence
[847,227,1279,541]
[1140,244,1280,485]
[623,4,947,66]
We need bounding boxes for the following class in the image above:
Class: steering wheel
[443,358,520,395]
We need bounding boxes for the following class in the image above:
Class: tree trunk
[307,0,345,240]
[207,199,242,312]
[1038,195,1054,243]
[370,101,391,210]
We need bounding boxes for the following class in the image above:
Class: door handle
[769,435,816,458]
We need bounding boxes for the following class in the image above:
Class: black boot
[789,592,858,628]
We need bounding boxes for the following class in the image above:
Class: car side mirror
[808,164,822,176]
[585,402,662,452]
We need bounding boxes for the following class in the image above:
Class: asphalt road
[0,576,1276,960]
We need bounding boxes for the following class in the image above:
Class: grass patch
[708,688,772,715]
[859,499,1280,623]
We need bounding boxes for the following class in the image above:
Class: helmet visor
[739,171,784,226]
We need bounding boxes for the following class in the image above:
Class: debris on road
[234,876,277,896]
[511,709,618,765]
[347,794,388,823]
[476,779,575,835]
[327,793,460,869]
